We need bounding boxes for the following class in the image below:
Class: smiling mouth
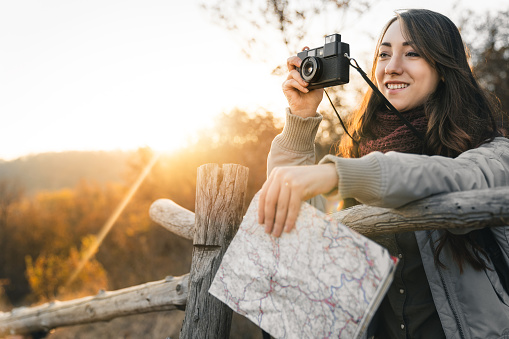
[386,83,409,90]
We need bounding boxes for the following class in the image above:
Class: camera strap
[324,89,358,143]
[327,54,425,143]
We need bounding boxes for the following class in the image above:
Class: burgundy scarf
[358,106,428,157]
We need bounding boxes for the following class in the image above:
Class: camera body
[297,34,350,90]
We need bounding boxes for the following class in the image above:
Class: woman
[258,9,509,339]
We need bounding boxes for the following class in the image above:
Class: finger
[284,191,302,233]
[286,55,302,71]
[258,180,269,224]
[272,182,291,237]
[263,176,281,234]
[282,78,309,94]
[287,69,308,88]
[258,172,276,224]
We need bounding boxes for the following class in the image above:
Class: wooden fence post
[179,163,249,339]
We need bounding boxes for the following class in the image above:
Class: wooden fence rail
[1,162,508,338]
[0,275,189,337]
[151,186,509,240]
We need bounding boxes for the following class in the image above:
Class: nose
[385,55,403,75]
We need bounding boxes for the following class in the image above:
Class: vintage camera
[297,34,350,90]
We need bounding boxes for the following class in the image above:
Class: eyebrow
[380,41,413,47]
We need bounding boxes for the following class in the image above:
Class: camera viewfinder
[325,34,338,44]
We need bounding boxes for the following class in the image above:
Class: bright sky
[0,0,506,160]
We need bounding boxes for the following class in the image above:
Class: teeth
[387,83,409,89]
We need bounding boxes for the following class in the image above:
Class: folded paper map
[209,193,397,338]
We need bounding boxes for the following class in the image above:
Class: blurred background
[0,0,508,337]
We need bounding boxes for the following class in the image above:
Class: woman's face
[375,20,440,112]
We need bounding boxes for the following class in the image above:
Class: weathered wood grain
[149,198,195,240]
[152,186,509,240]
[180,164,249,339]
[333,186,509,237]
[0,275,189,336]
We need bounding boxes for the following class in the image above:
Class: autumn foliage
[0,109,282,309]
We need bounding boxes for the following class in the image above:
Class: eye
[406,51,420,57]
[378,52,390,59]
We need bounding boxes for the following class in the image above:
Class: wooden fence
[1,163,509,338]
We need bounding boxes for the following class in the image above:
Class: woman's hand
[283,52,324,118]
[258,164,338,237]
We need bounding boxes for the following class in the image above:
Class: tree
[0,180,23,252]
[25,235,108,302]
[0,180,23,227]
[138,109,284,211]
[0,180,24,307]
[456,9,509,131]
[0,182,120,305]
[201,0,372,63]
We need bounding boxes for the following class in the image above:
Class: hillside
[0,150,133,194]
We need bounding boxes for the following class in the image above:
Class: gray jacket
[268,110,509,338]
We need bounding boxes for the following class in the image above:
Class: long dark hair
[337,9,505,272]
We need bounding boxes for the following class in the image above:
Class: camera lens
[304,63,314,77]
[300,57,322,83]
